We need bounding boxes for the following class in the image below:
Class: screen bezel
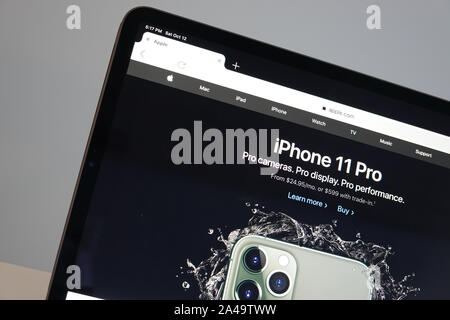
[46,6,450,299]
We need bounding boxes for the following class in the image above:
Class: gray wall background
[0,0,449,272]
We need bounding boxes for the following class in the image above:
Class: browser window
[63,24,450,300]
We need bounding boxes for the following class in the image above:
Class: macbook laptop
[48,7,450,300]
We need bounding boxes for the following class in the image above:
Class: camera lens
[244,248,266,272]
[268,272,290,295]
[236,280,260,300]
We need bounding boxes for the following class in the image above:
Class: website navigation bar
[127,60,450,169]
[131,32,450,155]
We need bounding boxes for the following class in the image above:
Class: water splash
[183,205,420,300]
[182,281,190,290]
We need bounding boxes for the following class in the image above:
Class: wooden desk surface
[0,262,51,300]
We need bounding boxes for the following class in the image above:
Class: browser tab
[133,32,226,73]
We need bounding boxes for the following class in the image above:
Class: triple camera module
[224,234,371,300]
[236,247,291,300]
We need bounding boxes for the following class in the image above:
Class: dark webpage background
[74,75,450,299]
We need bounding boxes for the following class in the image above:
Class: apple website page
[64,26,450,300]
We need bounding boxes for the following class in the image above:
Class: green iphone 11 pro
[221,235,372,300]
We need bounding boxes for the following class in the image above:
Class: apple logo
[167,74,173,82]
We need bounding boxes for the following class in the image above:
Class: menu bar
[130,32,450,155]
[127,60,450,169]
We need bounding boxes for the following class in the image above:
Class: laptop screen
[49,13,450,300]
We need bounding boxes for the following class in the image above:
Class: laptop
[47,7,450,300]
